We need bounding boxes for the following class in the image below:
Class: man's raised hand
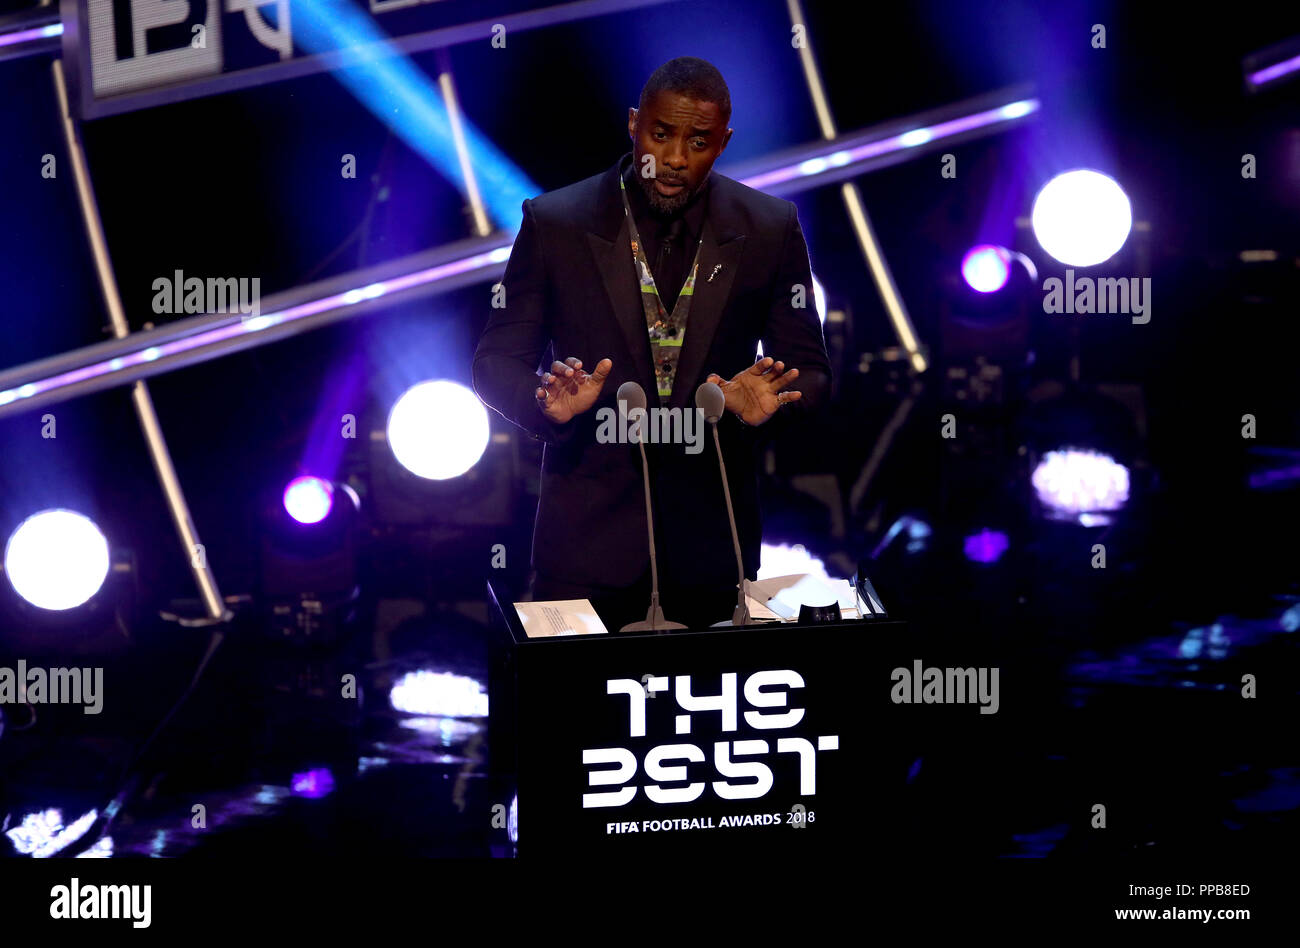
[705,356,801,426]
[536,356,613,424]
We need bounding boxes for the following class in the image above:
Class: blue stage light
[292,1,538,232]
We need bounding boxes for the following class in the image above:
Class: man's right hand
[535,356,613,424]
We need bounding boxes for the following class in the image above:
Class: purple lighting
[963,529,1010,563]
[0,23,61,49]
[291,769,335,799]
[961,245,1012,293]
[1248,53,1300,87]
[284,476,334,524]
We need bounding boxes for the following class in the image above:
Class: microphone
[695,382,751,626]
[616,381,687,633]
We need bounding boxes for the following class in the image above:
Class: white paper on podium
[514,599,610,637]
[748,574,862,621]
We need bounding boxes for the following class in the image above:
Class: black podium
[487,579,907,857]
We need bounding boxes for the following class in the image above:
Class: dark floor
[2,579,1298,860]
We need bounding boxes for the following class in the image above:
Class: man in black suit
[473,57,831,631]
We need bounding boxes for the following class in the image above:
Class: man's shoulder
[708,170,791,218]
[528,166,610,221]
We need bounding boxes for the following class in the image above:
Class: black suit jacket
[472,152,831,591]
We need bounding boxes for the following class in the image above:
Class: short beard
[638,174,693,217]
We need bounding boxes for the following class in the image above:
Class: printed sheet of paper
[514,599,610,637]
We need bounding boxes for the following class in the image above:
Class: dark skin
[536,89,802,425]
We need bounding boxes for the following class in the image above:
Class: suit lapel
[587,219,656,398]
[667,217,745,410]
[585,155,747,407]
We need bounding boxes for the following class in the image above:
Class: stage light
[4,510,110,611]
[387,380,489,481]
[1032,448,1130,519]
[291,768,336,799]
[283,476,335,525]
[1031,170,1132,267]
[389,669,489,718]
[961,245,1012,293]
[963,528,1010,563]
[757,542,849,586]
[509,794,518,845]
[4,808,97,858]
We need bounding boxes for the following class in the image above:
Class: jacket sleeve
[755,200,832,438]
[472,197,581,445]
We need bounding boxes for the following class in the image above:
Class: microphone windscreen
[695,382,726,423]
[616,380,647,413]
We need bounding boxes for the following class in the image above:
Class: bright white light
[1000,100,1034,120]
[962,245,1012,293]
[1031,169,1132,267]
[387,380,490,480]
[5,509,110,610]
[1032,448,1130,515]
[487,246,512,263]
[5,808,98,857]
[390,669,489,717]
[18,384,35,398]
[899,128,933,147]
[758,542,833,583]
[141,347,161,361]
[828,150,852,167]
[283,476,334,525]
[799,157,829,176]
[812,274,827,324]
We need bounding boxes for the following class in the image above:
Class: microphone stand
[620,415,687,634]
[710,420,751,626]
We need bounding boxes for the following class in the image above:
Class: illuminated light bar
[0,87,1037,417]
[0,238,512,418]
[0,22,61,47]
[735,93,1039,194]
[1244,36,1300,90]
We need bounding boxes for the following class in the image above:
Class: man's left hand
[705,356,802,426]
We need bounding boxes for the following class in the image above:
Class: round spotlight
[1032,448,1130,518]
[283,476,334,525]
[387,380,490,480]
[961,245,1012,293]
[4,510,110,611]
[1031,170,1132,267]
